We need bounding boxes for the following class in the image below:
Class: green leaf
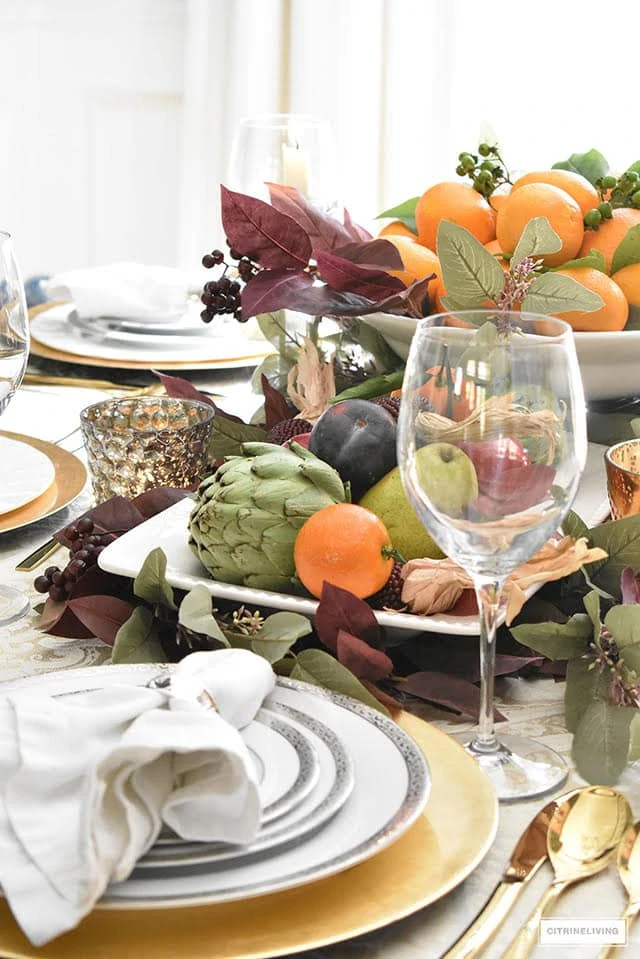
[572,700,634,785]
[583,589,602,634]
[611,225,640,274]
[565,655,602,732]
[111,607,165,664]
[626,305,640,331]
[552,149,609,186]
[377,197,419,223]
[331,370,405,403]
[178,586,229,645]
[521,272,604,314]
[604,604,640,649]
[208,412,268,461]
[255,310,289,352]
[551,250,607,273]
[133,547,176,609]
[251,611,312,664]
[618,643,640,675]
[563,509,590,541]
[628,713,640,761]
[589,513,640,599]
[436,220,505,308]
[510,614,592,661]
[511,217,562,267]
[290,648,390,715]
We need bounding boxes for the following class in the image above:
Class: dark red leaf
[336,629,393,680]
[241,269,314,319]
[266,183,353,253]
[221,186,312,270]
[37,600,95,639]
[68,595,136,645]
[54,496,147,547]
[131,487,190,518]
[152,371,214,407]
[621,567,640,604]
[314,582,383,651]
[332,239,404,271]
[67,565,128,600]
[448,590,478,617]
[494,654,545,677]
[372,275,435,318]
[361,680,404,714]
[343,207,372,241]
[261,374,293,428]
[315,251,405,299]
[401,670,507,721]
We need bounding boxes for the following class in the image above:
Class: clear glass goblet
[0,230,31,624]
[227,113,339,213]
[397,311,587,801]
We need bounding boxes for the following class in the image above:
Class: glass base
[451,732,569,802]
[0,584,30,625]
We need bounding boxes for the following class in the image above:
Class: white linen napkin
[44,261,203,323]
[0,648,275,946]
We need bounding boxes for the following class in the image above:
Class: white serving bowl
[361,312,640,403]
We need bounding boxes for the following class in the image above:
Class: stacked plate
[1,665,431,910]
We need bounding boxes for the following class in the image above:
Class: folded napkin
[0,648,275,946]
[44,261,204,323]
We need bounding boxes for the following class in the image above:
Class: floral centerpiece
[35,144,640,786]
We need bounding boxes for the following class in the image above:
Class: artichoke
[188,441,347,591]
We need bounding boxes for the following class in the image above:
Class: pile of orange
[379,168,640,333]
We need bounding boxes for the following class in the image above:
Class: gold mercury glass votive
[605,438,640,520]
[80,396,214,502]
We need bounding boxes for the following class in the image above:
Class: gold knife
[440,789,580,959]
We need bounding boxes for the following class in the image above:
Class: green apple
[415,442,479,516]
[359,467,445,560]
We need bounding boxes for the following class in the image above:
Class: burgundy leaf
[221,185,312,270]
[131,487,190,518]
[261,374,294,428]
[621,567,640,604]
[332,239,404,271]
[54,496,147,547]
[372,275,435,318]
[361,680,403,713]
[67,565,128,600]
[336,629,393,681]
[68,595,136,645]
[314,581,383,651]
[494,654,545,676]
[402,670,507,721]
[448,590,478,617]
[315,251,405,299]
[152,371,214,407]
[37,600,95,639]
[241,269,314,319]
[267,182,353,253]
[343,207,372,241]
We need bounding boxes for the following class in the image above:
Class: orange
[552,267,628,332]
[611,262,640,305]
[294,503,394,599]
[511,170,599,216]
[377,219,418,240]
[415,181,496,252]
[578,207,640,273]
[496,183,584,267]
[384,234,442,287]
[488,189,511,214]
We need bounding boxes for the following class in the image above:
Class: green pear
[359,466,445,560]
[415,442,479,516]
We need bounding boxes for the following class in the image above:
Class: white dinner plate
[0,666,431,909]
[0,436,56,516]
[98,441,611,637]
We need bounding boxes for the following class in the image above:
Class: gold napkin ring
[196,690,219,712]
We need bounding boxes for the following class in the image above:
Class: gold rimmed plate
[0,431,87,534]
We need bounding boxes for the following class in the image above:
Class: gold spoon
[500,786,631,959]
[598,819,640,959]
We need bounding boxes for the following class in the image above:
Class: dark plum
[308,399,397,501]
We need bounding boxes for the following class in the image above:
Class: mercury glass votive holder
[80,396,214,502]
[605,439,640,520]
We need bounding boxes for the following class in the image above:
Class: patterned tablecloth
[1,382,640,959]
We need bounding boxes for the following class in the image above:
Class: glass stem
[472,576,505,752]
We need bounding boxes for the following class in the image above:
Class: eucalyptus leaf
[552,149,609,185]
[111,607,165,664]
[628,713,640,761]
[255,310,292,352]
[290,648,390,715]
[604,604,640,649]
[251,352,294,398]
[562,509,590,541]
[572,700,634,785]
[178,586,229,645]
[583,589,602,635]
[551,250,607,273]
[564,655,604,733]
[510,614,592,661]
[611,225,640,275]
[589,513,640,599]
[617,643,640,676]
[521,272,604,314]
[436,221,505,308]
[208,412,268,461]
[511,217,562,267]
[250,611,312,664]
[133,547,175,609]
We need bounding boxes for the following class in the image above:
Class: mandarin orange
[511,170,599,216]
[496,183,584,267]
[578,208,640,273]
[552,267,628,332]
[415,181,496,252]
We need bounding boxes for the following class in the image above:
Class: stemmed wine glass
[397,311,587,801]
[0,230,30,624]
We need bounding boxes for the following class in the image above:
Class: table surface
[1,369,639,959]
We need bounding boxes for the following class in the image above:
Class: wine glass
[397,310,587,801]
[227,113,339,213]
[0,230,30,624]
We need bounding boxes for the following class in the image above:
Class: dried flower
[495,256,542,312]
[287,337,336,422]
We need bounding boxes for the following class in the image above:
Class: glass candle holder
[80,397,214,502]
[605,439,640,520]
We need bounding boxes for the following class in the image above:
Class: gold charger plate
[0,713,498,959]
[0,431,87,534]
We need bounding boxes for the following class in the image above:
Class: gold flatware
[500,786,631,959]
[15,537,62,572]
[598,819,640,958]
[441,790,581,959]
[23,373,164,394]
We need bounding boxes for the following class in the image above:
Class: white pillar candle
[281,142,309,197]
